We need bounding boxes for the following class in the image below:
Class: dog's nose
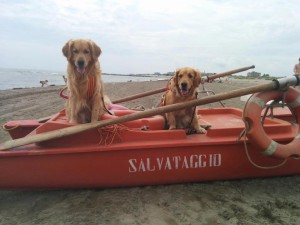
[77,59,85,68]
[181,82,188,90]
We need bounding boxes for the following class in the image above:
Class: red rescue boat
[1,101,300,189]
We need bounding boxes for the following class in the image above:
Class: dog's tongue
[76,67,85,75]
[181,90,189,96]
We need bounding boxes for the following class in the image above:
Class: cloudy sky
[0,0,299,76]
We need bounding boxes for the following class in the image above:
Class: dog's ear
[89,41,102,61]
[62,40,73,60]
[174,69,180,86]
[194,69,202,86]
[168,77,176,92]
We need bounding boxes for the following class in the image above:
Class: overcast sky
[0,0,299,76]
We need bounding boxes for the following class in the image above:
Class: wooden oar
[112,88,166,104]
[112,65,255,104]
[0,76,298,151]
[203,65,255,82]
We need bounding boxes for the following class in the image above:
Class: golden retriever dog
[164,67,209,134]
[62,39,106,124]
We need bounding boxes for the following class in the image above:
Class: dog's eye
[72,49,79,54]
[178,74,183,78]
[188,73,193,79]
[84,49,90,54]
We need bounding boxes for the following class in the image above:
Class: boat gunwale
[1,107,297,157]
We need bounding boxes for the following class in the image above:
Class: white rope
[241,94,288,169]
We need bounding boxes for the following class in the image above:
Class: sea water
[0,68,164,90]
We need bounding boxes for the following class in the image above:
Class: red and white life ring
[243,87,300,159]
[101,110,165,130]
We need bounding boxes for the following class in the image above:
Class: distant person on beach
[39,80,48,87]
[293,58,300,76]
[62,75,67,84]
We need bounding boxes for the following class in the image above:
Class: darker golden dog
[62,39,106,124]
[164,67,209,134]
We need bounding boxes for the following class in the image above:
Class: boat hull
[0,141,299,189]
[1,107,299,189]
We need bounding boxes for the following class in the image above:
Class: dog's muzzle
[181,82,188,91]
[77,59,84,68]
[179,82,191,96]
[76,59,85,74]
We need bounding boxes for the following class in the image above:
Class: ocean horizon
[0,68,169,90]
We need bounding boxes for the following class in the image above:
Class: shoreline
[0,76,268,91]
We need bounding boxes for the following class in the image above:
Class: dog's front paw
[196,127,207,134]
[91,118,99,123]
[69,119,77,124]
[200,124,212,130]
[168,126,176,130]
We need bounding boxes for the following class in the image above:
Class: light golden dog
[164,67,209,134]
[62,39,106,124]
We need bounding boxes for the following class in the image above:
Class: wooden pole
[112,65,255,104]
[112,88,166,104]
[205,65,255,81]
[2,76,298,151]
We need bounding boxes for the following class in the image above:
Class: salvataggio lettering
[128,154,221,173]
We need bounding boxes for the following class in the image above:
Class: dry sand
[0,79,299,225]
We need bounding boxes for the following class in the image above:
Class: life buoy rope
[240,120,288,169]
[97,124,129,145]
[2,124,19,131]
[243,87,300,159]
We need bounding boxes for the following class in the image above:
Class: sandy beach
[0,79,299,225]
